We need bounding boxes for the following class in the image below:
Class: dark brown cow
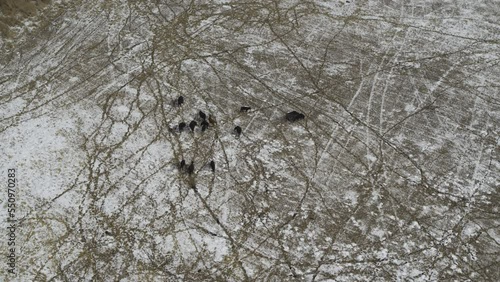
[201,120,209,132]
[177,96,184,106]
[178,122,186,131]
[187,162,194,174]
[189,120,197,131]
[199,110,207,120]
[285,111,305,122]
[234,126,242,136]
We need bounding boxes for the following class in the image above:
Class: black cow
[178,122,186,131]
[234,126,242,136]
[209,160,215,172]
[177,96,184,106]
[199,110,207,120]
[187,162,194,174]
[189,120,197,131]
[201,120,209,132]
[285,111,305,122]
[179,159,186,169]
[240,106,251,112]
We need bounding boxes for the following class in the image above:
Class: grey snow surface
[0,0,499,281]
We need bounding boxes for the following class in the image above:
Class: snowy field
[1,0,499,281]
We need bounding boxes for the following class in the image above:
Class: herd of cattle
[173,95,305,175]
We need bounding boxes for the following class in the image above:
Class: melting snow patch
[371,227,385,239]
[292,125,307,134]
[1,115,82,204]
[409,221,421,230]
[366,153,377,162]
[344,190,358,205]
[404,104,416,112]
[376,249,388,260]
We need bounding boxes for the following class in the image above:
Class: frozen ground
[1,0,499,281]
